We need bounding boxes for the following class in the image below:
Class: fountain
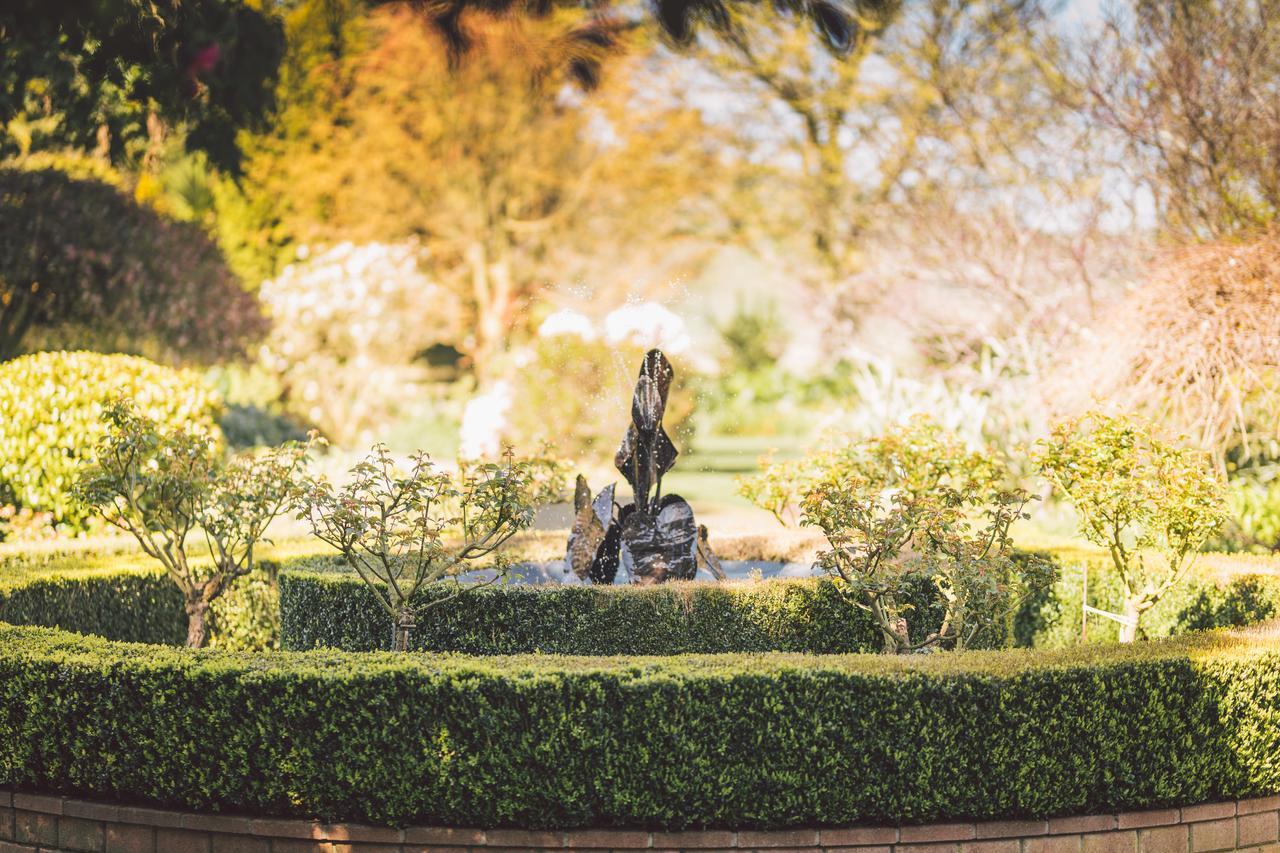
[566,349,724,584]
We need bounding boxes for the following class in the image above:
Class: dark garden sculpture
[566,349,725,584]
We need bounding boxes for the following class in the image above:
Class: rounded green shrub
[0,351,222,529]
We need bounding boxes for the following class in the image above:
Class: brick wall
[1,788,1277,853]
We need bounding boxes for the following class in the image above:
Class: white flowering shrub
[459,381,514,460]
[477,305,699,462]
[258,242,461,446]
[603,302,693,355]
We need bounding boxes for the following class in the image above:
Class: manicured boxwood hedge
[0,566,281,650]
[278,568,949,654]
[0,621,1277,829]
[0,571,185,644]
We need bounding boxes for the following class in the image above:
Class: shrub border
[1,620,1278,830]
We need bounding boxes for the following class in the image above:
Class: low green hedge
[1017,556,1280,647]
[0,566,280,651]
[279,567,948,654]
[0,621,1277,829]
[0,571,184,644]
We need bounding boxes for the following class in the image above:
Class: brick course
[0,787,1275,852]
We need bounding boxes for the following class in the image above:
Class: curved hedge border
[0,621,1277,830]
[279,569,948,654]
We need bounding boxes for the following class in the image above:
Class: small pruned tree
[749,418,1053,653]
[296,445,563,651]
[74,400,311,647]
[1036,413,1226,642]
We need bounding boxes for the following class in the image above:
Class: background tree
[0,167,266,361]
[0,0,284,171]
[246,6,726,377]
[1075,0,1280,240]
[702,0,1066,311]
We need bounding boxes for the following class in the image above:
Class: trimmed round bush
[0,621,1276,829]
[0,351,221,528]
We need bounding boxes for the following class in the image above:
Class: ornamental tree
[1037,413,1226,642]
[766,418,1053,652]
[296,445,563,651]
[75,400,310,647]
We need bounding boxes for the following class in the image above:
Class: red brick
[1082,831,1136,853]
[483,828,565,847]
[1189,819,1236,852]
[1181,804,1236,824]
[329,844,403,853]
[562,828,651,848]
[973,819,1048,839]
[211,834,267,853]
[180,813,255,836]
[1240,812,1280,847]
[58,815,104,851]
[404,847,471,853]
[64,800,121,823]
[1119,811,1180,830]
[317,824,403,844]
[270,841,335,853]
[0,841,36,853]
[824,846,892,853]
[105,823,154,853]
[13,811,57,846]
[647,829,736,848]
[894,844,960,853]
[402,826,486,846]
[12,794,61,816]
[1024,837,1083,853]
[819,826,898,845]
[899,824,976,843]
[1138,825,1188,853]
[248,818,325,840]
[735,828,819,847]
[1051,817,1118,836]
[1240,798,1280,816]
[154,827,211,853]
[116,807,183,829]
[960,841,1020,853]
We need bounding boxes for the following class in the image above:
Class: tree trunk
[392,609,415,652]
[871,597,911,654]
[466,242,517,381]
[185,598,211,649]
[1118,596,1146,644]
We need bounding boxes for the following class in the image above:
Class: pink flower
[188,43,221,76]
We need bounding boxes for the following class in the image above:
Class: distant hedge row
[278,568,949,654]
[0,622,1277,829]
